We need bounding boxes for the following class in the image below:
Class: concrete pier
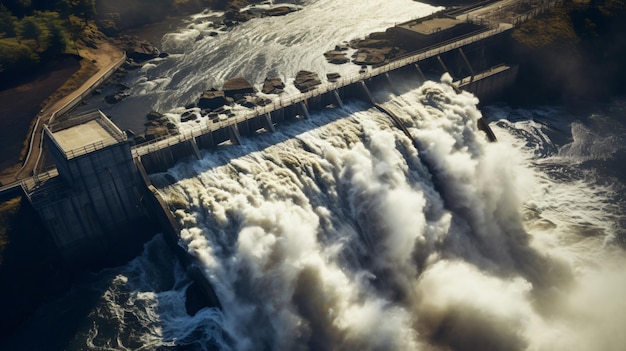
[454,64,518,103]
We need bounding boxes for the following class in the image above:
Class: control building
[23,111,147,261]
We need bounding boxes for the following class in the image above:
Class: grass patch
[0,196,22,264]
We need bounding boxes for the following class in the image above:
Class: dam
[19,0,558,262]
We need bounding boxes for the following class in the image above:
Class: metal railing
[21,167,60,194]
[132,23,512,157]
[27,52,128,173]
[511,0,563,25]
[48,53,128,126]
[47,110,127,160]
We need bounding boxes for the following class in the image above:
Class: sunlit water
[150,78,626,350]
[6,0,626,350]
[75,0,440,133]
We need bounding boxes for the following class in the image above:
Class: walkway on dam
[0,45,126,195]
[131,22,513,158]
[0,0,561,197]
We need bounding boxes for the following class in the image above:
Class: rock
[335,44,349,51]
[145,126,169,141]
[352,48,392,65]
[158,52,169,58]
[185,103,196,109]
[350,38,391,49]
[209,31,219,37]
[146,110,164,121]
[294,70,322,93]
[124,37,160,62]
[257,98,271,106]
[180,111,198,122]
[198,89,229,109]
[368,32,389,40]
[92,89,102,96]
[327,72,341,82]
[223,77,257,98]
[265,6,295,17]
[123,60,143,70]
[262,77,285,94]
[242,98,257,108]
[225,9,255,23]
[144,112,178,138]
[134,135,146,145]
[324,50,350,64]
[105,92,129,104]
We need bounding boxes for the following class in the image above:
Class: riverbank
[503,0,626,106]
[0,32,123,186]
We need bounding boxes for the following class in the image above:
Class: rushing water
[74,0,440,133]
[5,0,626,350]
[149,78,626,350]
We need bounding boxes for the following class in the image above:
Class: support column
[299,101,311,119]
[264,113,276,132]
[436,55,451,76]
[332,90,344,109]
[384,72,400,95]
[358,81,376,104]
[415,63,427,83]
[458,47,475,81]
[189,137,202,160]
[228,124,242,145]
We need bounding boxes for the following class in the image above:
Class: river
[3,0,626,350]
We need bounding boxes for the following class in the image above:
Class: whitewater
[145,74,625,350]
[8,0,625,350]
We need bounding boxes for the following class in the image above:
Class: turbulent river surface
[5,0,626,350]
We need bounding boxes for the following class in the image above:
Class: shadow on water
[0,195,99,350]
[0,229,209,350]
[0,195,184,350]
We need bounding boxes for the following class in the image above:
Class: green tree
[73,0,96,26]
[42,21,67,58]
[0,39,39,74]
[0,5,18,38]
[19,16,44,48]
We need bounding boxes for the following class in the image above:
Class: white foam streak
[139,0,440,111]
[157,78,626,350]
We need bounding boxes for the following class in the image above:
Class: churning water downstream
[7,0,626,350]
[150,80,626,350]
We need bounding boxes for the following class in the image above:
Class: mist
[155,76,626,350]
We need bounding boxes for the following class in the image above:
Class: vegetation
[508,0,626,103]
[0,1,95,84]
